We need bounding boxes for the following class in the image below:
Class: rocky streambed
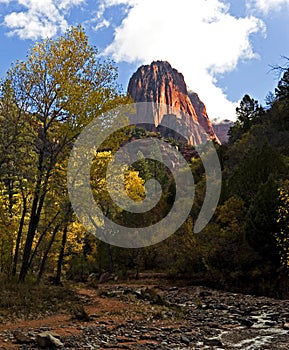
[1,283,289,349]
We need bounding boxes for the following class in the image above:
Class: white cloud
[3,0,85,40]
[94,19,110,31]
[247,0,289,13]
[58,0,85,10]
[0,0,270,120]
[101,0,265,120]
[100,0,137,5]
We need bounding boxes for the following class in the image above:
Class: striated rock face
[127,61,219,145]
[188,91,217,141]
[212,119,234,144]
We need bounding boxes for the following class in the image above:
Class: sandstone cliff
[188,91,217,140]
[212,119,234,144]
[127,61,219,145]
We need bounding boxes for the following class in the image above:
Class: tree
[227,142,285,204]
[267,66,289,133]
[244,177,281,267]
[90,150,145,272]
[276,180,289,269]
[229,94,263,144]
[275,68,289,102]
[217,195,245,235]
[0,79,35,277]
[90,150,145,219]
[5,25,128,281]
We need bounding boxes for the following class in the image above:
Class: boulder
[36,331,63,348]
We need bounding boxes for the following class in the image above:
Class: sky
[0,0,288,121]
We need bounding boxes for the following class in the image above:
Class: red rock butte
[127,60,220,145]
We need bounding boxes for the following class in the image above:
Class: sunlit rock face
[188,91,218,142]
[128,60,220,145]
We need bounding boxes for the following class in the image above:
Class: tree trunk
[55,205,72,285]
[18,196,39,281]
[55,224,68,286]
[37,223,60,282]
[19,152,51,282]
[12,194,27,277]
[106,243,114,273]
[27,211,60,272]
[19,183,49,281]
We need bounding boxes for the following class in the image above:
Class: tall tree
[275,68,289,102]
[244,177,281,267]
[0,79,34,277]
[229,94,263,144]
[5,25,128,281]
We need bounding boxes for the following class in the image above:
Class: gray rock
[239,318,254,327]
[204,337,223,346]
[36,331,63,348]
[180,335,190,344]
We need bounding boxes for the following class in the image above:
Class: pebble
[1,285,289,349]
[180,335,190,344]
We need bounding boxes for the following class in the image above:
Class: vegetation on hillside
[0,26,288,298]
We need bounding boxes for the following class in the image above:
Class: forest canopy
[0,26,289,298]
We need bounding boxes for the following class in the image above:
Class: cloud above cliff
[101,0,265,119]
[0,0,286,120]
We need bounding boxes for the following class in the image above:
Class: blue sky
[0,0,288,121]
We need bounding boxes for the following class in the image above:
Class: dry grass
[0,279,82,323]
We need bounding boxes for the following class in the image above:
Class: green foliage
[1,26,289,298]
[275,68,289,102]
[244,177,280,267]
[276,180,289,268]
[229,94,263,144]
[217,195,245,234]
[0,25,129,282]
[227,143,286,204]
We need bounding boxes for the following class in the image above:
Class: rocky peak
[212,119,234,144]
[127,61,219,145]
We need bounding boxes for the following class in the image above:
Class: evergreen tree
[275,68,289,102]
[244,177,280,267]
[229,94,263,144]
